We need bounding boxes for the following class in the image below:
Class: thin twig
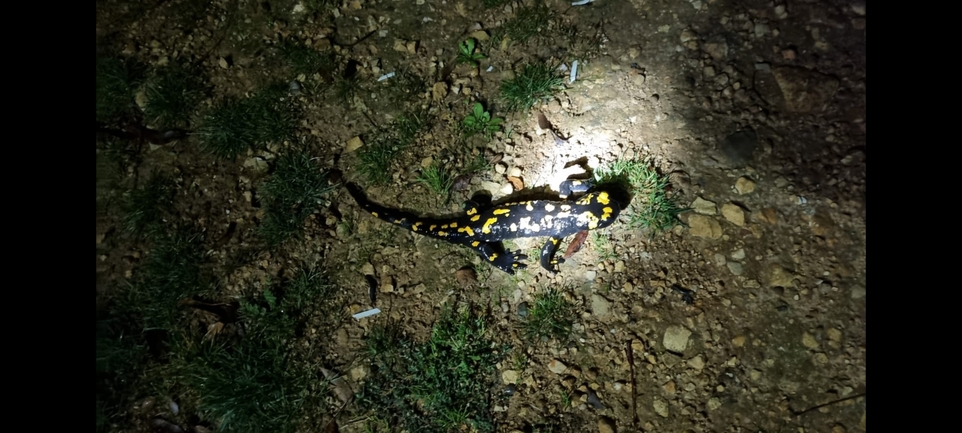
[791,391,866,416]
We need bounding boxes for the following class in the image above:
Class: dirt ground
[96,0,866,432]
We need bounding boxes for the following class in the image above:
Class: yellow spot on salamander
[412,222,423,231]
[544,203,555,212]
[525,202,534,211]
[466,207,478,215]
[458,226,476,237]
[580,211,600,229]
[429,225,437,231]
[441,224,449,229]
[471,215,481,222]
[551,238,559,244]
[493,208,510,215]
[597,192,610,205]
[471,241,481,247]
[509,223,518,232]
[560,204,571,211]
[449,222,457,228]
[437,231,448,236]
[372,212,379,218]
[488,253,499,261]
[482,217,498,234]
[602,206,613,220]
[572,180,582,185]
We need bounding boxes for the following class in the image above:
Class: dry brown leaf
[204,322,224,341]
[320,367,355,404]
[486,152,504,165]
[537,111,552,130]
[506,176,524,190]
[563,230,589,259]
[455,267,477,287]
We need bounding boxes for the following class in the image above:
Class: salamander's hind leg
[469,240,528,274]
[539,237,565,273]
[558,178,593,199]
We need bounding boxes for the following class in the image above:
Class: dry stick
[626,339,639,430]
[791,391,867,416]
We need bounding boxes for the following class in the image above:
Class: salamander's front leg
[539,237,565,273]
[469,240,528,274]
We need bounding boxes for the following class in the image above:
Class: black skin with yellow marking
[346,179,620,274]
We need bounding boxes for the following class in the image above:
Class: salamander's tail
[345,182,416,230]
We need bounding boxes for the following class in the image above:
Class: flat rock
[345,136,363,152]
[663,325,692,353]
[653,398,670,417]
[773,66,839,112]
[721,203,745,226]
[735,176,755,194]
[689,214,723,239]
[766,264,795,288]
[591,294,611,317]
[691,197,717,215]
[502,369,519,384]
[548,359,568,374]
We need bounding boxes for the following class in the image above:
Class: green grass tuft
[123,173,175,237]
[125,228,210,331]
[523,287,574,342]
[417,161,455,196]
[173,268,333,433]
[96,56,146,123]
[594,159,683,232]
[500,62,564,112]
[279,39,336,77]
[501,0,552,44]
[356,112,425,185]
[198,84,298,159]
[359,306,508,432]
[258,153,336,247]
[143,65,208,128]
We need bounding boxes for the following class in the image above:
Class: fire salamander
[346,179,621,274]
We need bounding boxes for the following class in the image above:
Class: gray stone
[653,398,670,417]
[727,261,744,276]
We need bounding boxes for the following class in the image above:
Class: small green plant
[559,389,572,407]
[358,306,508,432]
[456,38,486,67]
[523,287,574,342]
[258,153,335,247]
[501,62,564,112]
[96,56,146,123]
[199,84,297,158]
[123,173,175,237]
[511,350,529,372]
[594,159,683,232]
[501,0,552,44]
[462,102,503,138]
[143,65,208,128]
[417,161,455,196]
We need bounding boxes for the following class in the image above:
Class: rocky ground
[97,0,865,432]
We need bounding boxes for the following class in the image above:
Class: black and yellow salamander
[346,179,621,274]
